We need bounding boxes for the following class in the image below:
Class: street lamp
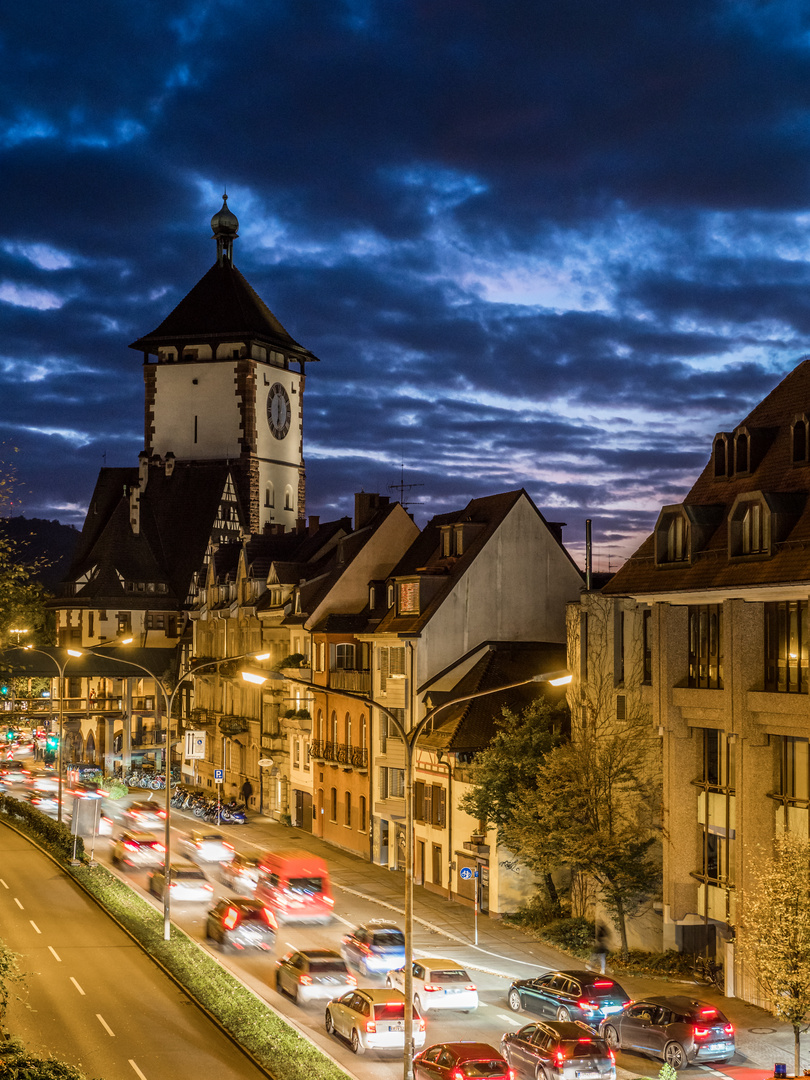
[22,646,83,824]
[84,645,270,940]
[242,663,571,1080]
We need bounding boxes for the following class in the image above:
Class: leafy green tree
[739,832,810,1077]
[0,1038,98,1078]
[459,698,567,911]
[0,940,24,1032]
[0,460,52,647]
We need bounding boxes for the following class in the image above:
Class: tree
[529,593,662,956]
[0,460,53,647]
[739,832,810,1077]
[0,940,24,1033]
[459,698,567,911]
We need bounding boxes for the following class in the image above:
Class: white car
[181,830,235,863]
[325,988,426,1054]
[387,958,479,1014]
[147,864,213,902]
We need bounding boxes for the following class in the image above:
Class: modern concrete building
[593,356,810,1003]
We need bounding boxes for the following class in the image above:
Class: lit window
[398,581,419,614]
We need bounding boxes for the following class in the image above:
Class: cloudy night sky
[4,1,810,569]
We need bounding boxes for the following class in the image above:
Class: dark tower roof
[129,197,319,365]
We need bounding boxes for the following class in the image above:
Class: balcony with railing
[309,740,368,770]
[328,668,371,694]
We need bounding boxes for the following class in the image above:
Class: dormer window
[734,426,751,475]
[654,506,691,566]
[398,581,419,614]
[387,583,395,609]
[713,433,731,478]
[728,492,770,558]
[369,584,377,609]
[793,414,809,465]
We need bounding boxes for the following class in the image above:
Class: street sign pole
[214,767,223,826]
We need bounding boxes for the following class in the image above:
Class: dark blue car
[508,970,630,1026]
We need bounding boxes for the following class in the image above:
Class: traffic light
[5,729,14,742]
[45,734,58,752]
[0,686,8,697]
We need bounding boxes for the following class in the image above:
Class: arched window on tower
[284,487,293,510]
[265,483,274,508]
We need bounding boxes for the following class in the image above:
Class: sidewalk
[250,813,801,1078]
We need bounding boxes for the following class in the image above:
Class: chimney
[308,515,320,536]
[547,521,566,544]
[164,451,176,477]
[296,517,306,534]
[355,492,390,530]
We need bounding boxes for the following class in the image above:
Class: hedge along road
[0,823,288,1080]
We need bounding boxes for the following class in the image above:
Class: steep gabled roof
[375,490,580,635]
[605,356,810,596]
[129,260,318,363]
[419,641,567,753]
[57,462,241,606]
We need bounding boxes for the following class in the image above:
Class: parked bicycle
[692,953,724,992]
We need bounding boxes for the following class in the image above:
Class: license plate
[705,1044,728,1053]
[576,1071,599,1078]
[389,1023,404,1032]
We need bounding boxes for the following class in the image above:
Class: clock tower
[129,196,318,533]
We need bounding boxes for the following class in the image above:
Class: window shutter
[436,785,447,828]
[379,648,389,693]
[414,781,425,822]
[616,694,627,720]
[391,647,406,675]
[424,784,433,824]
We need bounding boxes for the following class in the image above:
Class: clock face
[266,383,291,440]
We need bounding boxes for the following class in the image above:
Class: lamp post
[81,645,270,940]
[22,646,83,824]
[243,663,571,1080]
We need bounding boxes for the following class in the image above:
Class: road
[0,825,274,1080]
[1,749,732,1080]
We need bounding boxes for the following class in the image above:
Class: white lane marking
[498,1012,523,1025]
[129,1062,147,1080]
[0,879,7,888]
[332,912,353,928]
[13,897,23,909]
[70,977,85,995]
[29,921,41,934]
[48,946,61,961]
[97,1014,115,1037]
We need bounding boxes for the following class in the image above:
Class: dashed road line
[13,897,23,910]
[70,977,85,995]
[48,946,61,961]
[97,1014,115,1037]
[498,1012,523,1024]
[0,879,7,888]
[129,1062,147,1080]
[29,920,40,934]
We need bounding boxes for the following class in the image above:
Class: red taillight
[365,1019,376,1033]
[223,906,239,930]
[693,1027,711,1039]
[152,843,165,853]
[157,809,167,818]
[607,1049,616,1063]
[423,984,441,992]
[699,1007,719,1018]
[203,883,213,891]
[299,974,313,986]
[347,974,357,986]
[324,896,334,906]
[130,811,140,818]
[509,1070,517,1080]
[555,1050,566,1066]
[724,1024,734,1036]
[465,983,477,991]
[261,908,278,929]
[223,841,234,850]
[124,841,138,851]
[593,980,614,987]
[578,999,594,1011]
[451,1070,464,1080]
[418,1017,426,1031]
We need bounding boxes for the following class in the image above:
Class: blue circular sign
[459,867,473,880]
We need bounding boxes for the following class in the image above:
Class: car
[502,1021,616,1080]
[111,830,165,870]
[325,987,426,1055]
[181,829,235,863]
[147,864,213,902]
[25,791,62,816]
[0,760,29,783]
[600,996,736,1070]
[341,919,405,976]
[414,1042,513,1080]
[205,897,277,952]
[507,970,630,1025]
[219,852,261,895]
[26,769,59,793]
[124,799,166,829]
[387,958,478,1013]
[275,948,356,1005]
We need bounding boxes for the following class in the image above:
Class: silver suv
[111,830,164,871]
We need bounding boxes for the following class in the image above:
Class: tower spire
[210,192,239,266]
